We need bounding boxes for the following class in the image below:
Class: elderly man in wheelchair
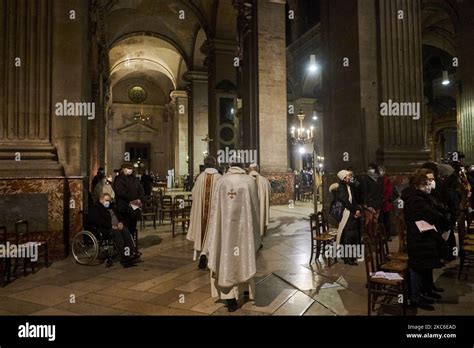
[73,193,140,267]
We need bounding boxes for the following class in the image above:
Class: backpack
[329,199,344,223]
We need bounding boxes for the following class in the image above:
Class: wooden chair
[174,195,185,205]
[309,212,336,264]
[0,226,11,287]
[394,211,407,253]
[184,199,193,208]
[14,220,49,276]
[373,224,408,277]
[160,195,173,224]
[363,236,407,315]
[377,224,408,262]
[458,211,474,278]
[140,197,157,230]
[171,201,190,237]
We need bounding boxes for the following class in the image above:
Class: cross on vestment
[201,134,213,154]
[227,189,237,199]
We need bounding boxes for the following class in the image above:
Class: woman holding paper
[401,172,446,311]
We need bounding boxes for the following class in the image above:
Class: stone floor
[0,202,473,316]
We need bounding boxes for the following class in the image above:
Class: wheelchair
[72,213,118,267]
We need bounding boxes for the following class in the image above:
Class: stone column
[0,0,63,176]
[456,3,474,163]
[185,71,209,177]
[257,0,288,173]
[256,0,293,204]
[170,91,189,178]
[375,0,430,170]
[234,0,259,154]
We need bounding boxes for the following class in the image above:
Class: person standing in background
[379,166,394,241]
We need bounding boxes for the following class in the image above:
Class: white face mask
[430,180,436,190]
[102,201,110,208]
[368,169,376,174]
[421,185,431,194]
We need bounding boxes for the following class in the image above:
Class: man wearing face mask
[361,163,384,237]
[379,166,394,241]
[114,163,145,242]
[87,193,139,267]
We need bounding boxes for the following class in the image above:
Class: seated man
[87,193,140,267]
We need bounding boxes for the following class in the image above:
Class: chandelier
[129,86,151,122]
[133,111,151,122]
[290,109,314,145]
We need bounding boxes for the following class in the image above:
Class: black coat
[361,174,384,210]
[401,187,446,270]
[114,173,145,214]
[141,174,154,196]
[335,181,360,215]
[439,174,462,222]
[86,202,123,231]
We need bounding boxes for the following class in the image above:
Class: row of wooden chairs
[139,193,193,238]
[458,209,474,278]
[364,212,408,316]
[0,221,49,287]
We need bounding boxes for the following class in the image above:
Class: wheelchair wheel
[72,230,99,265]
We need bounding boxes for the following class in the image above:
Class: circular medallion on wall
[128,86,147,104]
[218,124,237,146]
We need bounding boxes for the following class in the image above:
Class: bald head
[249,163,259,172]
[204,156,217,169]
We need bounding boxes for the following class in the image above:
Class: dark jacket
[86,202,123,231]
[401,187,446,270]
[114,173,145,214]
[335,181,360,215]
[361,174,384,210]
[141,174,154,196]
[439,174,462,222]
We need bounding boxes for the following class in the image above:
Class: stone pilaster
[257,0,289,173]
[170,91,189,178]
[0,0,63,176]
[184,71,209,177]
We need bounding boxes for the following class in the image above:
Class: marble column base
[0,177,84,260]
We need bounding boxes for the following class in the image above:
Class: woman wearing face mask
[417,168,450,297]
[401,172,446,311]
[334,170,362,265]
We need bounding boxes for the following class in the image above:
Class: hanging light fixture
[308,54,318,73]
[442,70,450,86]
[289,109,314,146]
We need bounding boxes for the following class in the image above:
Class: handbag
[329,199,344,223]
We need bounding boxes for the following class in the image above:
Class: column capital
[170,90,188,100]
[183,71,208,83]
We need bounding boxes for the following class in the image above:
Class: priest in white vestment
[186,156,222,268]
[248,163,272,238]
[204,163,261,312]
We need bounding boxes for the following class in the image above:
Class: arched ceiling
[421,1,457,56]
[104,0,237,100]
[109,35,188,104]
